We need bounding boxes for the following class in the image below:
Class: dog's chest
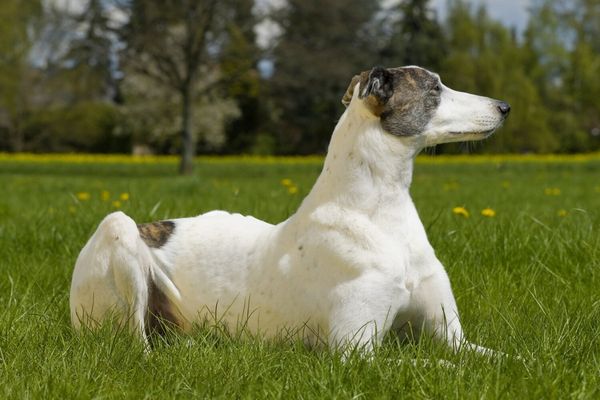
[302,200,435,276]
[371,201,439,281]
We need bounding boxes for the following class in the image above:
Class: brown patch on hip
[146,279,182,337]
[137,220,175,248]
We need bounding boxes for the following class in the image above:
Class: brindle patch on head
[379,67,441,136]
[137,220,175,248]
[343,66,442,136]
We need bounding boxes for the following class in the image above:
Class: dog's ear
[359,66,394,104]
[342,74,362,107]
[342,67,394,115]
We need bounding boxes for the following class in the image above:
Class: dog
[70,66,510,355]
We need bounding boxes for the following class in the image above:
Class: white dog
[70,66,510,355]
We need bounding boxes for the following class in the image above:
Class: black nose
[497,101,511,115]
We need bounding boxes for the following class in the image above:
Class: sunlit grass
[2,152,600,165]
[0,156,599,398]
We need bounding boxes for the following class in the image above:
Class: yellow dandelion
[76,192,91,201]
[281,178,293,187]
[101,190,111,201]
[68,205,77,214]
[557,209,568,217]
[501,181,510,189]
[481,208,496,217]
[120,192,130,201]
[452,206,469,218]
[287,185,299,194]
[112,200,122,208]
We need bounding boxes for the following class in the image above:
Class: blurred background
[1,0,599,168]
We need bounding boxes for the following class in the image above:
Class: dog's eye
[432,84,441,93]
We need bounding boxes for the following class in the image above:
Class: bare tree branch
[118,0,226,174]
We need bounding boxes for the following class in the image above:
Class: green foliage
[270,0,380,153]
[220,0,266,153]
[0,157,599,397]
[380,0,447,70]
[1,0,599,155]
[57,0,115,102]
[439,1,557,153]
[0,0,42,151]
[524,0,600,152]
[22,102,125,153]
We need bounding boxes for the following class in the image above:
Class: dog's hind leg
[70,211,151,344]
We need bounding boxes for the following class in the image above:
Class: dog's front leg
[414,267,503,358]
[327,272,411,356]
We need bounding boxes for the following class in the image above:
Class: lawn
[0,154,599,399]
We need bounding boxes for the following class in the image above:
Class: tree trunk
[179,83,195,175]
[12,118,24,153]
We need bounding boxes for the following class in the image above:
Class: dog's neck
[297,99,425,214]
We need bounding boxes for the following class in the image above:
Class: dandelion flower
[76,192,90,201]
[481,208,496,217]
[281,178,293,187]
[120,192,130,201]
[287,185,298,194]
[112,200,121,208]
[557,209,568,217]
[452,206,469,218]
[101,190,111,201]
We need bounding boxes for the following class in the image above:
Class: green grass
[0,156,599,398]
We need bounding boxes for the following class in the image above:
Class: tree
[56,0,116,103]
[437,0,557,153]
[119,0,230,174]
[526,0,600,151]
[380,0,446,71]
[220,0,264,153]
[0,0,42,151]
[119,68,240,154]
[269,0,380,154]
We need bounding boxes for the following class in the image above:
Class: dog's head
[342,66,510,146]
